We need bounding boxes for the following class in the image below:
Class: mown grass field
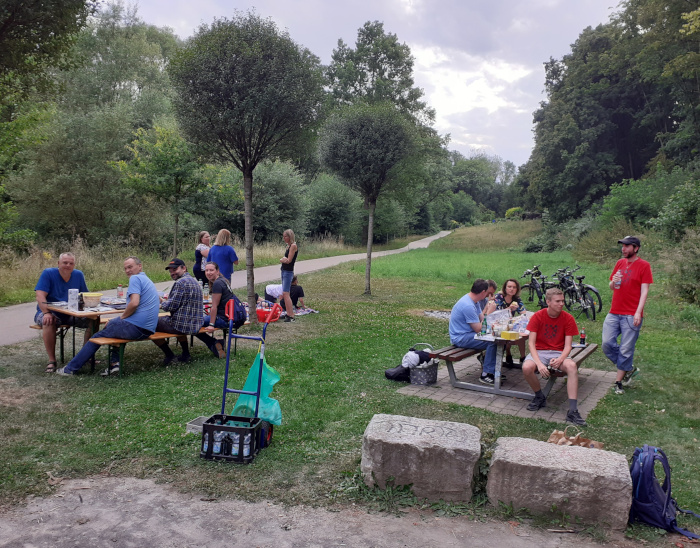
[1,221,698,542]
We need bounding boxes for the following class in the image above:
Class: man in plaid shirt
[156,258,204,364]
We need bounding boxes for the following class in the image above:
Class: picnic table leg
[494,342,506,389]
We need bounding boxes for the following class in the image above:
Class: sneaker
[55,367,74,376]
[565,409,588,426]
[527,394,547,411]
[100,364,119,377]
[621,367,640,387]
[479,373,494,385]
[284,316,295,323]
[504,355,515,368]
[613,382,624,395]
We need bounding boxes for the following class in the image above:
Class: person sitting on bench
[57,256,159,377]
[522,288,587,426]
[194,261,233,358]
[155,258,204,365]
[448,278,500,385]
[34,252,91,373]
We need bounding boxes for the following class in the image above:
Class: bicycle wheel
[564,288,576,311]
[584,285,603,313]
[521,284,536,305]
[580,294,596,321]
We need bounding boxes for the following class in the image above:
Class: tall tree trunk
[364,200,375,295]
[243,168,257,322]
[173,206,179,258]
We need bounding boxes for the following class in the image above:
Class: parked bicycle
[521,265,549,309]
[552,265,602,320]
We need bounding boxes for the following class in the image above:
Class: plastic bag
[232,352,282,425]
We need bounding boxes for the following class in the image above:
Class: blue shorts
[281,270,294,292]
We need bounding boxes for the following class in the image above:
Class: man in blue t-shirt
[34,252,91,373]
[57,256,160,377]
[449,278,501,385]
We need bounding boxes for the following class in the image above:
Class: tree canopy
[169,11,324,309]
[319,102,413,294]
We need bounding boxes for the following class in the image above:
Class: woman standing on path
[192,231,210,284]
[207,229,239,283]
[280,229,298,323]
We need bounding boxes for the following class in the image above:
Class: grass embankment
[0,235,422,306]
[0,220,698,542]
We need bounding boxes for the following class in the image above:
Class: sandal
[45,361,57,373]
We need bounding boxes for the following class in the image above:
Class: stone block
[486,437,632,530]
[361,414,481,502]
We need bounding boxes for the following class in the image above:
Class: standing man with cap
[602,236,653,394]
[155,258,204,364]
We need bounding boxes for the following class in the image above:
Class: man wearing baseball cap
[602,236,653,394]
[155,258,204,364]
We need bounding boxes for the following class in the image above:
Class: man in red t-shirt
[522,288,586,426]
[602,236,653,395]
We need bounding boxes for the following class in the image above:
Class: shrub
[598,165,689,228]
[661,228,700,304]
[306,173,360,238]
[650,179,700,241]
[505,207,523,219]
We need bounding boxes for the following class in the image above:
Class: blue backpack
[629,445,700,538]
[225,293,247,330]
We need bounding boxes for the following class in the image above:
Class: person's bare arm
[35,290,54,325]
[528,330,549,378]
[634,283,650,326]
[205,292,221,332]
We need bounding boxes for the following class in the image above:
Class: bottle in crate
[212,431,224,455]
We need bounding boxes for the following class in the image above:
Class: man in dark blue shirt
[34,252,90,373]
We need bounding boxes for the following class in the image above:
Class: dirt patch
[0,476,633,548]
[406,309,451,320]
[0,377,41,408]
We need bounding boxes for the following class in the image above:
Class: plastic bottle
[202,432,209,453]
[212,431,224,455]
[580,327,586,346]
[229,432,240,456]
[481,318,488,335]
[203,283,209,299]
[117,284,124,298]
[614,269,622,289]
[243,433,251,457]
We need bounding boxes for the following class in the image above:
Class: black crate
[200,414,268,464]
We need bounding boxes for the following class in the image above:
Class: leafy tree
[326,20,435,126]
[169,12,323,310]
[318,102,413,294]
[5,4,179,244]
[306,173,360,238]
[114,125,203,256]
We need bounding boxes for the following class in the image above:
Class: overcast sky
[134,0,618,167]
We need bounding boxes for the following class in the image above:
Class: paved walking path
[0,231,450,347]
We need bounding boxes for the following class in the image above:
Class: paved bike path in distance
[0,231,450,347]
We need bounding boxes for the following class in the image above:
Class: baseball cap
[618,236,641,247]
[165,258,186,270]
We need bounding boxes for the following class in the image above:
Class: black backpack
[629,445,700,538]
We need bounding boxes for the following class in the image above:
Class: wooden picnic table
[430,334,598,401]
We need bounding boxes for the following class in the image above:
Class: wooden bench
[430,343,599,400]
[90,326,231,376]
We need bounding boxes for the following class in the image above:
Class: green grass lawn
[1,222,698,541]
